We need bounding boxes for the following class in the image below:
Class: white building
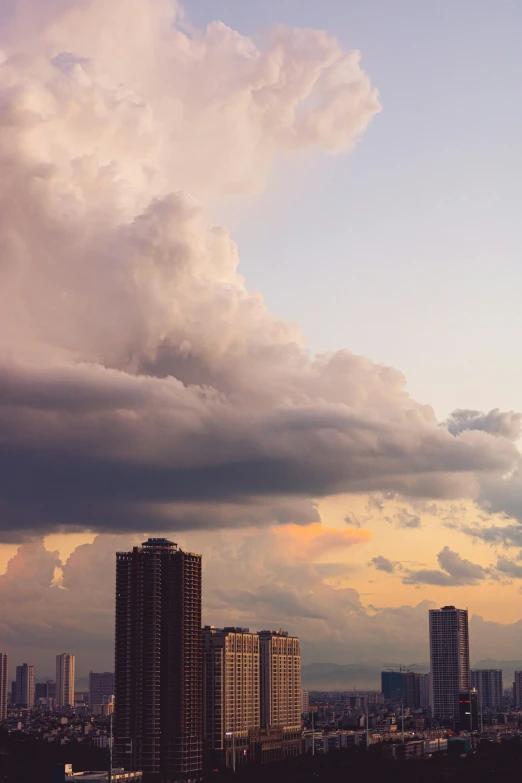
[56,654,75,708]
[301,690,310,716]
[429,606,470,721]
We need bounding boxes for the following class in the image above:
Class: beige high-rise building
[203,626,260,768]
[259,630,301,732]
[56,653,75,708]
[0,653,8,720]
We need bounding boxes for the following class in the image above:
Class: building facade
[35,680,56,707]
[404,672,430,710]
[0,652,7,721]
[89,672,115,713]
[429,606,470,722]
[514,671,522,709]
[419,673,430,710]
[301,691,309,716]
[15,663,35,709]
[458,688,478,731]
[471,669,502,711]
[114,538,202,781]
[56,654,75,708]
[381,672,405,701]
[259,630,301,757]
[202,626,260,768]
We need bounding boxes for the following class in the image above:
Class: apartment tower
[404,671,430,710]
[514,671,522,709]
[429,606,470,721]
[259,630,301,755]
[0,653,7,720]
[471,669,503,711]
[114,538,202,781]
[89,671,115,713]
[56,654,75,708]
[15,663,35,709]
[202,626,260,768]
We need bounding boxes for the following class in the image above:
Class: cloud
[446,409,522,441]
[2,528,522,676]
[461,522,522,549]
[386,508,422,529]
[371,555,395,573]
[495,557,522,579]
[403,546,488,586]
[0,0,520,543]
[344,513,362,528]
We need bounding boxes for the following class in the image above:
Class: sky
[0,0,522,686]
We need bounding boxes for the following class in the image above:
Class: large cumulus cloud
[0,0,520,540]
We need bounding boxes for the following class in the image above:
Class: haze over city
[1,0,522,689]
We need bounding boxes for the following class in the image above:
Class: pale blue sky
[189,0,521,419]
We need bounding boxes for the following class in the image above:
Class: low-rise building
[62,765,142,782]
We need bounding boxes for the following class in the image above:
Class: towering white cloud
[0,0,519,540]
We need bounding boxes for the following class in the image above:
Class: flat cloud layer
[0,0,520,540]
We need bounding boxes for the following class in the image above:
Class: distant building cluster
[4,553,522,783]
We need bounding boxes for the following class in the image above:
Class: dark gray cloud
[371,555,395,574]
[446,409,522,441]
[0,356,517,539]
[461,523,522,549]
[403,546,488,586]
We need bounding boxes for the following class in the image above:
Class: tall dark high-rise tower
[114,538,202,781]
[429,605,470,722]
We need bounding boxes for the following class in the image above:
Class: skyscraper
[404,672,430,710]
[419,673,430,710]
[458,688,479,731]
[514,671,522,709]
[35,680,56,706]
[381,671,406,701]
[114,538,202,781]
[15,663,35,709]
[89,671,115,712]
[56,654,75,708]
[259,630,301,754]
[471,669,503,711]
[0,652,7,720]
[429,606,470,721]
[202,626,260,768]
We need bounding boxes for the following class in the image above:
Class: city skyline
[1,0,522,674]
